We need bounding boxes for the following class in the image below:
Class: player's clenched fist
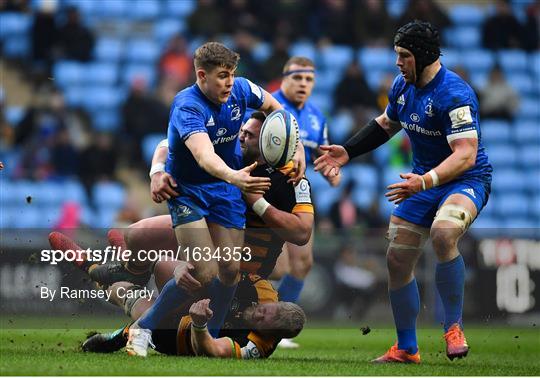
[189,299,214,326]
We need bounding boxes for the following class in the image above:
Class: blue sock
[278,274,304,303]
[207,278,237,338]
[138,278,188,330]
[436,255,465,332]
[389,279,420,354]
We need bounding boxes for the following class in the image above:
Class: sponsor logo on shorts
[176,205,193,218]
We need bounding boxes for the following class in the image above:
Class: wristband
[157,139,169,149]
[428,169,439,187]
[149,163,165,178]
[191,322,208,332]
[252,198,270,217]
[420,176,426,191]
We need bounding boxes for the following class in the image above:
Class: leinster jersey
[167,77,265,184]
[386,66,492,183]
[273,90,329,163]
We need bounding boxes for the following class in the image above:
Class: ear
[196,68,207,82]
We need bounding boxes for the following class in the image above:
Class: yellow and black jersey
[241,162,314,278]
[170,273,279,359]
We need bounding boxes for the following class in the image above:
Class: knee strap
[434,204,473,231]
[123,285,147,317]
[386,222,429,250]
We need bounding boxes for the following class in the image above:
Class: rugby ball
[259,109,299,168]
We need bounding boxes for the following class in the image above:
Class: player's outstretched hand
[151,172,179,203]
[314,145,349,178]
[174,261,202,292]
[385,173,424,204]
[289,141,307,185]
[189,299,214,327]
[230,162,271,194]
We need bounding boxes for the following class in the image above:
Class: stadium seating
[94,37,124,62]
[449,4,485,27]
[444,26,481,49]
[498,50,529,73]
[142,133,167,165]
[154,19,186,46]
[92,182,126,210]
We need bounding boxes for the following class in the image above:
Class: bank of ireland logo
[410,113,420,122]
[230,106,241,121]
[216,128,227,137]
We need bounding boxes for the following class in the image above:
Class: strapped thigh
[386,222,429,250]
[434,203,473,231]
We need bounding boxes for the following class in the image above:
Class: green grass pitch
[1,323,539,376]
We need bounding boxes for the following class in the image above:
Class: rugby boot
[126,327,154,357]
[371,342,421,364]
[89,262,151,288]
[277,338,300,349]
[444,323,469,360]
[48,231,96,273]
[82,325,129,353]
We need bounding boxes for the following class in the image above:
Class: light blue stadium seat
[252,42,271,63]
[364,69,393,91]
[53,61,85,88]
[461,49,495,73]
[501,218,540,238]
[64,0,97,17]
[498,49,528,72]
[358,47,395,71]
[92,208,120,229]
[81,205,96,227]
[123,64,158,88]
[532,195,540,219]
[65,86,86,107]
[440,49,460,69]
[486,144,517,168]
[530,169,540,194]
[95,37,124,62]
[62,180,88,205]
[10,206,41,228]
[35,182,65,205]
[320,45,354,71]
[97,0,128,17]
[80,86,125,112]
[92,182,126,210]
[379,194,397,218]
[382,167,405,188]
[165,0,196,17]
[373,143,391,166]
[449,4,485,26]
[328,111,353,144]
[470,216,502,238]
[87,63,119,86]
[129,0,161,20]
[444,27,481,49]
[0,12,31,39]
[93,110,120,132]
[154,19,186,45]
[305,167,339,215]
[352,188,376,210]
[142,133,167,165]
[507,73,535,95]
[490,169,527,193]
[520,145,540,169]
[470,72,488,90]
[345,164,378,192]
[386,0,408,18]
[42,205,63,227]
[531,52,540,78]
[125,39,161,64]
[479,194,496,217]
[519,98,540,118]
[315,69,341,92]
[495,194,529,217]
[2,34,30,58]
[480,120,511,143]
[289,41,317,62]
[514,120,540,143]
[5,106,25,125]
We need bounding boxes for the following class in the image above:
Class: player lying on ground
[138,41,307,356]
[49,231,305,359]
[314,21,492,364]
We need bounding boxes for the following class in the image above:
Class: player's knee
[290,256,313,279]
[193,266,218,288]
[386,249,410,275]
[217,261,240,286]
[430,228,458,256]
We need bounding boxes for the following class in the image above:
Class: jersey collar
[416,65,446,93]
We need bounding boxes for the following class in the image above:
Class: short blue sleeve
[385,76,401,122]
[236,77,265,110]
[169,105,206,141]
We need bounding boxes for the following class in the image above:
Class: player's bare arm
[243,192,314,246]
[149,139,179,203]
[385,137,478,204]
[314,111,400,178]
[189,299,233,358]
[185,132,271,194]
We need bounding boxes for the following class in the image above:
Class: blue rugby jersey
[272,90,328,164]
[386,65,492,183]
[166,77,265,184]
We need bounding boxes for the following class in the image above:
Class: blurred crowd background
[0,0,539,322]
